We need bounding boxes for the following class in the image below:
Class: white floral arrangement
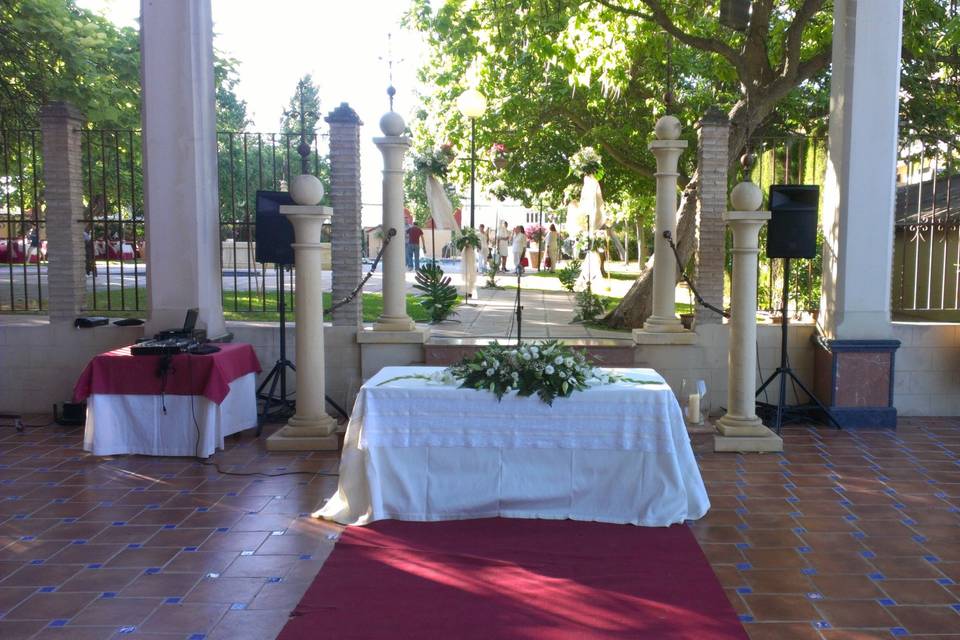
[379,339,657,405]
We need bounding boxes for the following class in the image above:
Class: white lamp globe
[457,88,487,119]
[290,174,325,206]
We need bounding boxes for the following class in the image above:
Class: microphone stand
[514,261,523,345]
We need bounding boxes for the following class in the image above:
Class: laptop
[155,308,201,340]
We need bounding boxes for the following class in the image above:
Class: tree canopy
[1,0,249,131]
[408,0,960,327]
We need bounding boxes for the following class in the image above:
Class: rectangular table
[318,366,710,527]
[74,343,261,458]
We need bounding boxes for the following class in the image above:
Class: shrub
[557,259,582,292]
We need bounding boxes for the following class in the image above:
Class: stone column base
[641,315,686,333]
[715,414,768,436]
[266,415,340,451]
[714,428,783,453]
[714,414,783,452]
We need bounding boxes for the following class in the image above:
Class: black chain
[662,230,730,319]
[324,228,397,315]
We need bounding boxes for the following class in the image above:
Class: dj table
[73,343,261,457]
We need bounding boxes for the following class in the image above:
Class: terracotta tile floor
[1,416,958,639]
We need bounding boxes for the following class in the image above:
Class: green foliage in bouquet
[557,259,582,292]
[414,263,459,323]
[454,226,481,252]
[448,340,594,405]
[413,145,455,179]
[568,146,603,178]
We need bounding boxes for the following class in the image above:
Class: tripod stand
[755,258,840,433]
[257,265,296,427]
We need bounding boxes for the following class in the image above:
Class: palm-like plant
[414,263,459,323]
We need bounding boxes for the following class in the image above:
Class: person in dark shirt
[406,223,426,271]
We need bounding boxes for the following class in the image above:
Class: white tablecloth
[318,366,709,526]
[83,372,258,458]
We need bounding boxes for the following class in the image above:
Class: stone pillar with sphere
[642,116,689,333]
[373,111,415,331]
[714,180,783,453]
[266,174,339,451]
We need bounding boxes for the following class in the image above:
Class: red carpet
[278,518,746,640]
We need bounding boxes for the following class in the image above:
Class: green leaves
[413,262,460,323]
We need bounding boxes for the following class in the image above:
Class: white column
[715,182,782,453]
[820,0,904,340]
[140,0,225,338]
[643,116,688,333]
[373,112,414,331]
[267,205,338,451]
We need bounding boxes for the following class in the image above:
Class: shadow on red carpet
[277,518,745,639]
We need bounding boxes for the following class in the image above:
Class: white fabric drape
[317,366,710,527]
[83,373,258,457]
[462,245,478,299]
[425,175,457,230]
[579,174,605,230]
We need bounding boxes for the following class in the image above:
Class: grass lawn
[84,288,435,323]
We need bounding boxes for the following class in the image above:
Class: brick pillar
[694,107,730,325]
[40,102,87,322]
[325,103,363,327]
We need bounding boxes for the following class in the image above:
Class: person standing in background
[545,223,560,271]
[497,221,511,273]
[511,225,527,275]
[406,222,426,271]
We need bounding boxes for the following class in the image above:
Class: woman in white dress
[496,221,511,272]
[545,223,560,271]
[511,225,527,274]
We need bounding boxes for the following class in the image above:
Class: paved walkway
[430,285,632,341]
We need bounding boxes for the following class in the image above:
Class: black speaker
[255,191,296,265]
[767,185,819,259]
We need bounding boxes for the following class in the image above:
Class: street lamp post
[457,88,487,228]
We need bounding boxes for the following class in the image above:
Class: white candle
[688,394,701,423]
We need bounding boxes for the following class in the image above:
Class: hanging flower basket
[490,143,508,169]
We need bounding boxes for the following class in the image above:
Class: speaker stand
[257,266,296,431]
[755,258,840,433]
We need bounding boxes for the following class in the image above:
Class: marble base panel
[813,336,901,429]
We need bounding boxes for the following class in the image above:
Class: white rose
[554,356,564,365]
[511,371,519,379]
[486,368,495,376]
[545,365,555,375]
[522,353,532,361]
[565,357,574,367]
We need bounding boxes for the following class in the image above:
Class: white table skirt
[318,366,710,527]
[83,372,258,458]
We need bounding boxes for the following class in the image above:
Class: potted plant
[525,224,546,270]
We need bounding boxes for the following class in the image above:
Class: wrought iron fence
[217,131,329,317]
[0,129,45,312]
[892,140,960,318]
[744,136,828,315]
[80,130,146,314]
